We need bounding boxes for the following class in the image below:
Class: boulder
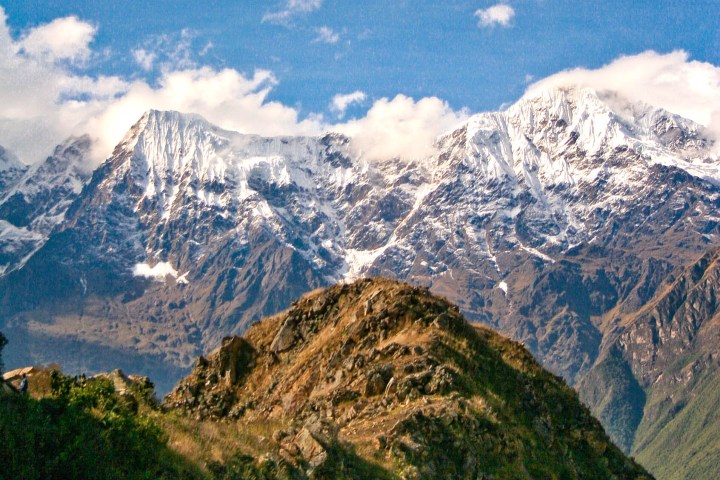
[293,428,328,469]
[271,319,297,353]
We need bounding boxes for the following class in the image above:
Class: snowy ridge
[0,136,91,274]
[77,87,718,285]
[1,86,718,288]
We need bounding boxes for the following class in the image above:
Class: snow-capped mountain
[1,86,719,463]
[0,136,91,275]
[0,145,28,193]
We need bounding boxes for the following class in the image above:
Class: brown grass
[154,411,288,472]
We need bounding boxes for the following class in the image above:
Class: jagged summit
[443,86,715,188]
[164,278,651,478]
[515,85,710,148]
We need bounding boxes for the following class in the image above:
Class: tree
[0,331,7,377]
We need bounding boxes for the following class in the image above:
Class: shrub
[0,371,199,479]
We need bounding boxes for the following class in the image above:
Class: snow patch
[519,245,556,263]
[343,246,390,282]
[497,281,508,294]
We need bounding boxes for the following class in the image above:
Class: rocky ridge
[164,278,651,479]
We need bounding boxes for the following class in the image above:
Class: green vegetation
[579,347,646,453]
[207,453,292,479]
[0,371,201,480]
[206,447,396,480]
[421,323,651,479]
[0,330,7,375]
[634,370,720,480]
[0,366,399,480]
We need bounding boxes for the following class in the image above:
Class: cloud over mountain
[527,50,720,144]
[335,94,468,161]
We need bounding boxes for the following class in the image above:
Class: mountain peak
[515,85,712,153]
[141,109,216,130]
[0,145,28,193]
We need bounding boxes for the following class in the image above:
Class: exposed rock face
[0,136,91,275]
[619,248,720,386]
[164,336,254,418]
[165,279,651,479]
[578,248,720,478]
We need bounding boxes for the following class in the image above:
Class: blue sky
[5,1,719,114]
[0,1,719,163]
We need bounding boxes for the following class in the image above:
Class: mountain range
[0,85,718,478]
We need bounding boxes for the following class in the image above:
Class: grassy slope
[634,370,720,480]
[466,325,650,479]
[579,347,646,453]
[166,279,652,479]
[0,374,202,480]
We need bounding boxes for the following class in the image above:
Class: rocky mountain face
[0,86,718,476]
[0,146,27,194]
[164,278,652,479]
[579,247,720,478]
[0,136,91,275]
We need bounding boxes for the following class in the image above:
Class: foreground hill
[164,278,650,479]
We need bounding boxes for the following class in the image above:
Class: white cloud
[132,48,156,71]
[335,95,468,162]
[131,29,199,74]
[18,15,96,64]
[330,91,366,118]
[133,261,188,283]
[475,4,515,28]
[133,261,178,280]
[199,41,214,56]
[0,8,119,162]
[313,26,339,44]
[262,0,322,25]
[0,8,322,165]
[526,50,720,141]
